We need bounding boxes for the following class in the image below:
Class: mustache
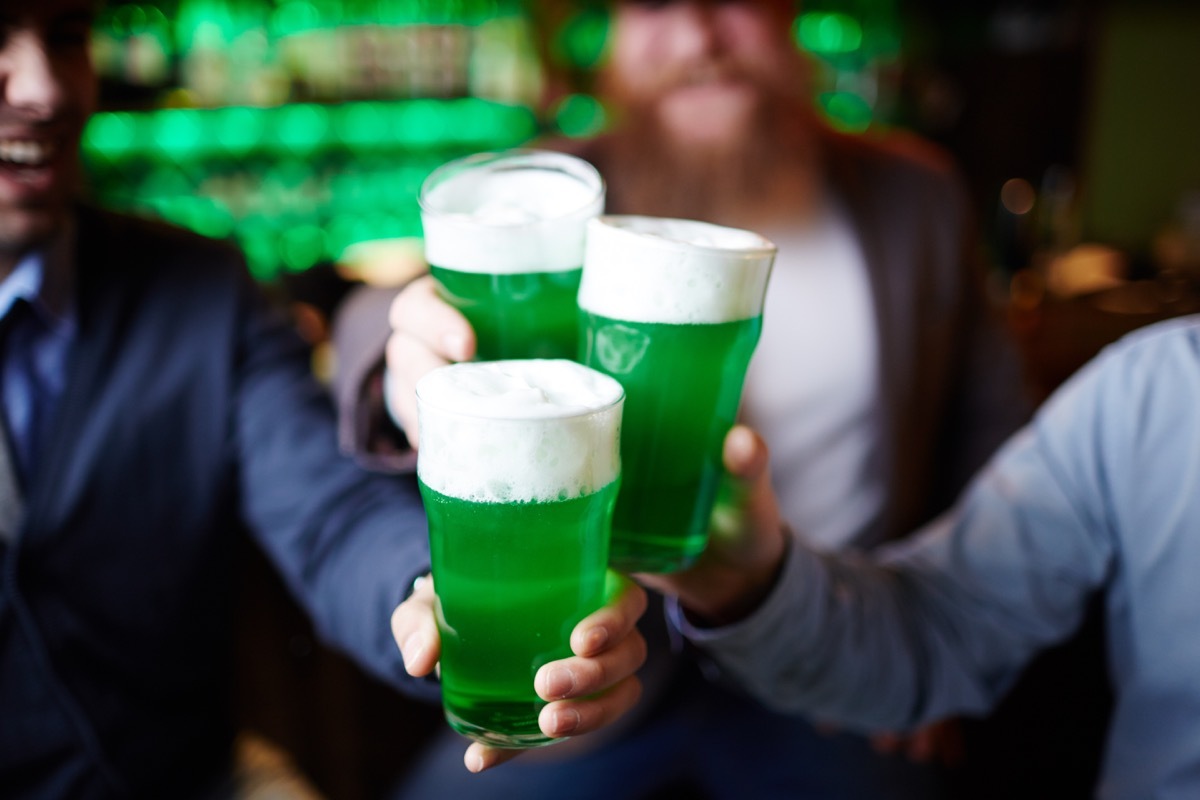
[603,57,769,105]
[647,59,759,93]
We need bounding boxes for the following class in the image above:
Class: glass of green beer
[418,150,605,360]
[578,215,776,574]
[415,359,624,747]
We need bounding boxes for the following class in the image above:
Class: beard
[594,58,818,227]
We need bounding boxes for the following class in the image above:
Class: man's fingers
[390,576,440,677]
[722,424,769,482]
[384,275,478,443]
[388,275,475,362]
[464,671,644,772]
[466,673,645,771]
[538,675,643,739]
[569,574,647,658]
[536,629,647,702]
[385,331,450,442]
[463,742,523,774]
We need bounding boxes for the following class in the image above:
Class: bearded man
[338,1,1033,797]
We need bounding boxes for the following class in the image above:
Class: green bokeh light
[270,0,322,36]
[819,91,873,133]
[280,224,328,271]
[796,12,863,55]
[153,109,206,157]
[556,8,609,70]
[394,100,447,147]
[337,102,388,146]
[82,112,139,159]
[214,107,265,154]
[274,103,331,152]
[553,93,607,139]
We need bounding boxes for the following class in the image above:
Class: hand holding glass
[416,359,624,747]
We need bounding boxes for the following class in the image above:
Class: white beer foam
[578,216,776,324]
[420,150,605,274]
[416,360,623,504]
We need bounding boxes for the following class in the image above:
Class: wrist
[679,536,789,628]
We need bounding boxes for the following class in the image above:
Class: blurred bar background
[80,1,1200,797]
[84,0,1200,395]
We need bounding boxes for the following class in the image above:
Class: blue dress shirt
[673,314,1200,799]
[0,245,76,482]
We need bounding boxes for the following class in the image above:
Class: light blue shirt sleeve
[671,317,1200,734]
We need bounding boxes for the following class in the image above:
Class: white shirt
[742,200,885,550]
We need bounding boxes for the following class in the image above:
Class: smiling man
[0,0,93,267]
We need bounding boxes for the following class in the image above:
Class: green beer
[578,216,776,573]
[429,266,582,360]
[420,481,619,744]
[416,359,624,747]
[419,150,605,360]
[581,314,761,570]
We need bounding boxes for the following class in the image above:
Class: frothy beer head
[419,150,605,274]
[578,215,776,323]
[416,360,624,504]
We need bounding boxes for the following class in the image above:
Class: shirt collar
[0,221,76,331]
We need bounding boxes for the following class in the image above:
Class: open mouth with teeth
[0,139,59,168]
[0,137,72,199]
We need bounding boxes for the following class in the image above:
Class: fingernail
[542,666,576,699]
[466,750,485,773]
[400,633,424,670]
[443,333,469,361]
[583,626,609,655]
[545,706,581,736]
[729,426,754,460]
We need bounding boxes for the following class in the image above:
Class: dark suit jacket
[0,208,433,798]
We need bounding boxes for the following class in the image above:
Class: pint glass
[578,216,775,573]
[419,150,605,360]
[416,359,624,747]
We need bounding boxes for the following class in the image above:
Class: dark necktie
[0,300,34,544]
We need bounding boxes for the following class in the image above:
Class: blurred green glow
[796,12,863,55]
[863,26,901,59]
[236,215,280,280]
[326,213,377,256]
[83,112,138,159]
[393,101,446,147]
[554,93,607,139]
[183,196,234,239]
[270,1,322,36]
[557,8,609,70]
[280,224,327,271]
[337,102,388,146]
[819,91,873,132]
[153,109,205,156]
[138,163,190,194]
[83,99,536,162]
[83,98,538,279]
[274,104,331,152]
[214,107,264,153]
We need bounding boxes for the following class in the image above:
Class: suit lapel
[22,208,136,542]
